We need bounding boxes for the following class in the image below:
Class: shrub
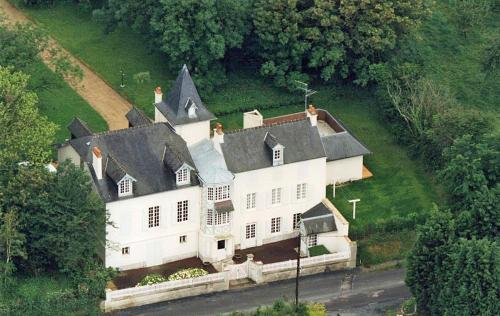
[307,303,327,316]
[133,71,151,84]
[136,273,167,287]
[167,268,208,281]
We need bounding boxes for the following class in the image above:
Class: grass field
[26,60,108,142]
[13,2,475,264]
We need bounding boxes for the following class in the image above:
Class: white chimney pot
[92,147,103,180]
[154,87,163,104]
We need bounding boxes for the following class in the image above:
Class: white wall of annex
[230,157,326,249]
[105,185,202,270]
[326,156,363,184]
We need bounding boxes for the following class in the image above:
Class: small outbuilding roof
[125,107,152,127]
[301,201,337,235]
[67,117,93,139]
[321,132,371,161]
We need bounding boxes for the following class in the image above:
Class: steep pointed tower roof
[155,65,216,125]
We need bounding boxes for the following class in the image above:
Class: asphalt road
[112,268,410,316]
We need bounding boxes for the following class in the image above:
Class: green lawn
[26,60,107,142]
[15,2,445,264]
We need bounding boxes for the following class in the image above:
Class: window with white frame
[307,234,318,247]
[273,147,283,166]
[296,183,307,200]
[177,200,189,222]
[148,206,160,228]
[271,188,282,205]
[246,223,256,239]
[215,212,230,225]
[246,193,256,209]
[179,235,187,243]
[207,187,214,201]
[271,217,281,233]
[119,179,131,195]
[121,247,129,255]
[215,185,230,201]
[176,168,189,185]
[207,209,213,225]
[293,213,301,230]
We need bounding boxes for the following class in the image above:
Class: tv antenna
[295,80,317,111]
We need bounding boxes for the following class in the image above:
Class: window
[215,212,230,225]
[121,247,129,255]
[271,188,282,205]
[217,240,226,250]
[271,217,281,233]
[177,200,189,222]
[207,209,213,225]
[179,235,187,243]
[176,168,189,185]
[274,149,281,160]
[215,185,230,201]
[307,234,318,247]
[148,206,160,228]
[246,193,256,209]
[293,213,301,230]
[119,179,131,195]
[246,223,256,239]
[296,183,307,200]
[207,187,214,201]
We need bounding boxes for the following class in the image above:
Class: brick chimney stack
[92,147,103,180]
[213,123,224,154]
[306,104,318,126]
[154,87,163,104]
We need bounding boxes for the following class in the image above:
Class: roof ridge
[90,122,167,138]
[225,117,308,135]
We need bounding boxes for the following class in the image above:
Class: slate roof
[125,107,152,127]
[163,143,193,172]
[301,201,337,235]
[264,132,280,149]
[155,65,216,125]
[68,117,93,139]
[221,119,326,173]
[188,139,234,185]
[321,132,371,161]
[68,123,198,202]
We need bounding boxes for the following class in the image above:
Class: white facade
[231,157,326,250]
[154,108,210,146]
[326,156,364,185]
[105,186,201,270]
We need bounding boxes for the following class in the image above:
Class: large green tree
[252,0,431,88]
[438,239,499,316]
[149,0,249,90]
[0,67,56,182]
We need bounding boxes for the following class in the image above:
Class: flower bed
[167,268,208,281]
[136,274,166,287]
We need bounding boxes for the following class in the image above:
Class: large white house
[58,65,370,271]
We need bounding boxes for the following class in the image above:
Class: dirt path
[0,0,131,130]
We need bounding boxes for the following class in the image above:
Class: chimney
[154,87,163,104]
[306,104,317,126]
[243,109,263,129]
[92,147,103,180]
[212,123,224,154]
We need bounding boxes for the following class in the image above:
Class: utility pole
[295,231,301,309]
[295,81,317,111]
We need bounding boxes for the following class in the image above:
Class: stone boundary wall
[103,240,357,312]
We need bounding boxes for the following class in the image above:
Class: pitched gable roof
[163,143,194,173]
[321,132,371,161]
[221,119,326,173]
[125,106,152,127]
[301,201,337,235]
[155,65,215,125]
[264,132,280,149]
[68,123,198,202]
[68,117,93,139]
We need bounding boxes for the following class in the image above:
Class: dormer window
[185,98,198,119]
[118,178,132,197]
[176,167,190,186]
[273,145,284,166]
